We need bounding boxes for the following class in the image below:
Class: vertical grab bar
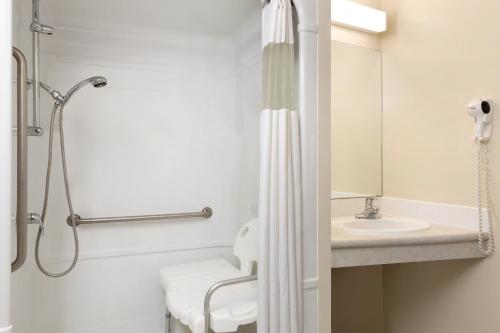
[11,47,28,272]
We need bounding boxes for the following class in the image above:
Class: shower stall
[0,0,327,332]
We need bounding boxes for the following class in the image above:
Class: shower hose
[35,103,80,277]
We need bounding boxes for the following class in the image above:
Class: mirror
[331,41,382,199]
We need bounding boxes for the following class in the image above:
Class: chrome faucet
[355,198,382,219]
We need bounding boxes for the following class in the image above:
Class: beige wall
[332,266,384,333]
[331,25,381,50]
[381,0,500,332]
[381,0,500,206]
[354,0,379,7]
[384,259,500,333]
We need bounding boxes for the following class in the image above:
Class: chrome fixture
[30,21,54,35]
[12,213,42,226]
[35,103,79,278]
[11,48,44,272]
[63,76,107,104]
[68,207,213,227]
[26,0,107,134]
[11,47,29,272]
[39,81,65,105]
[39,76,108,106]
[203,275,257,333]
[28,213,43,227]
[35,75,108,277]
[355,197,382,220]
[29,0,54,136]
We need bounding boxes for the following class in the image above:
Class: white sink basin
[335,217,431,234]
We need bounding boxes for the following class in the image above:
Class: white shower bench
[160,219,258,333]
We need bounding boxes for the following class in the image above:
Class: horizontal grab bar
[67,207,213,227]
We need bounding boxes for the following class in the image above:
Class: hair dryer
[467,98,493,142]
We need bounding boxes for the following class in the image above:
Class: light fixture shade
[332,0,387,34]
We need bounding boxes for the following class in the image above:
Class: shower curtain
[258,1,303,333]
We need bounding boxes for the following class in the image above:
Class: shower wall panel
[11,1,262,332]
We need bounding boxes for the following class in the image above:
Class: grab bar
[11,47,28,272]
[67,207,213,226]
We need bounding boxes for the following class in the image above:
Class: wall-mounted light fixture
[331,0,387,34]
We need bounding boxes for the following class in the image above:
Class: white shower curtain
[258,1,303,333]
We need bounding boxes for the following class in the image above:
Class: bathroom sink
[335,217,431,234]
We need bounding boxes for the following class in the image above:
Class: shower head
[38,76,108,106]
[90,76,107,88]
[64,76,108,105]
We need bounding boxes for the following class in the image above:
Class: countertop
[331,217,486,268]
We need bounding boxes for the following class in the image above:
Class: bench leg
[165,306,172,333]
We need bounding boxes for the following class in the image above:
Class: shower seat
[160,218,258,333]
